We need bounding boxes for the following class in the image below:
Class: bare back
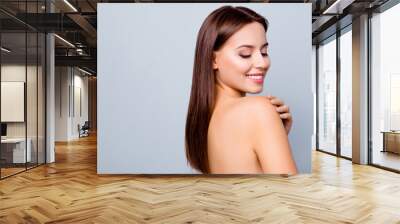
[207,96,297,174]
[207,97,263,174]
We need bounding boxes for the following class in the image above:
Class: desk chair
[78,121,90,138]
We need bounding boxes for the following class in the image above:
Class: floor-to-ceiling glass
[0,29,28,178]
[0,0,46,179]
[371,3,400,171]
[339,27,352,158]
[317,35,337,154]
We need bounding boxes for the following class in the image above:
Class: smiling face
[213,22,270,95]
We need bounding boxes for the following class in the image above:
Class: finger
[276,105,289,113]
[271,98,284,106]
[280,113,291,119]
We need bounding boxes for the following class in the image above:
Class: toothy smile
[245,73,265,83]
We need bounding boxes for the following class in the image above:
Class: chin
[245,86,263,94]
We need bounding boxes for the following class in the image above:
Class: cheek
[219,54,250,76]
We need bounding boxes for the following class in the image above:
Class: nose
[253,52,269,71]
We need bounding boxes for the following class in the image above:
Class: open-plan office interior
[0,0,97,179]
[0,0,399,222]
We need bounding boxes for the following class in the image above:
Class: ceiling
[0,0,393,75]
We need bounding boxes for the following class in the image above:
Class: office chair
[79,121,90,138]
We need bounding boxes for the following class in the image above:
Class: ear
[212,52,218,70]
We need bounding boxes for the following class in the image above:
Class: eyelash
[239,53,269,58]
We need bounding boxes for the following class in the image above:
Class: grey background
[97,3,312,174]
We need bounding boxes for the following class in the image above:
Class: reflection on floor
[0,167,25,178]
[373,150,400,171]
[0,162,42,178]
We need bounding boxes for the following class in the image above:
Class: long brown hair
[185,6,269,173]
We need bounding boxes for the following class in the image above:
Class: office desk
[1,138,32,163]
[381,131,400,154]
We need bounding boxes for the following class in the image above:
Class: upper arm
[243,96,297,175]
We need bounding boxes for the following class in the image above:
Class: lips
[245,73,265,81]
[246,73,264,76]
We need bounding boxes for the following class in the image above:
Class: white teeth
[246,75,263,80]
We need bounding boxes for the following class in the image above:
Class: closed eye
[239,52,268,59]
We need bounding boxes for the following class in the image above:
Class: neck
[214,80,245,107]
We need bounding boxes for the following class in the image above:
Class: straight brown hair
[185,6,269,173]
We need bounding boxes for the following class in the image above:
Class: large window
[317,35,337,155]
[317,25,353,159]
[339,27,352,158]
[371,3,400,171]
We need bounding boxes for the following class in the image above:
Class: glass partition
[0,1,46,179]
[0,31,28,177]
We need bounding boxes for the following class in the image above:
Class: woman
[185,6,297,175]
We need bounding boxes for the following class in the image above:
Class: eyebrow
[236,42,269,49]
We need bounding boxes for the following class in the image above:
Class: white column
[46,1,55,163]
[352,14,369,164]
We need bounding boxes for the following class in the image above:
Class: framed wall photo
[1,81,25,122]
[98,3,313,174]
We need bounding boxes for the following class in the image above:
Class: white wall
[1,65,26,130]
[55,67,89,141]
[1,65,40,138]
[71,72,89,138]
[55,66,69,141]
[1,63,46,164]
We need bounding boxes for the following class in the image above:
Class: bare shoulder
[236,95,276,113]
[222,95,280,126]
[234,95,286,137]
[210,95,281,137]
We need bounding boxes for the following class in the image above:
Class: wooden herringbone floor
[1,134,400,224]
